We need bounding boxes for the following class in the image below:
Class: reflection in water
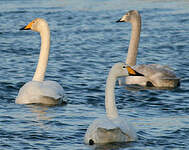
[87,141,135,150]
[27,105,51,129]
[134,115,189,132]
[125,84,178,91]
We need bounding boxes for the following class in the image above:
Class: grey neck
[105,71,119,119]
[126,16,141,66]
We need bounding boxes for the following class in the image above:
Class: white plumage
[16,81,65,105]
[84,116,137,144]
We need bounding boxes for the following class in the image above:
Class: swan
[116,10,180,88]
[16,18,66,105]
[84,62,144,144]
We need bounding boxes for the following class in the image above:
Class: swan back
[84,117,137,144]
[134,64,180,87]
[16,81,65,105]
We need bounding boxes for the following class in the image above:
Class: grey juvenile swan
[16,18,66,105]
[84,63,144,145]
[117,10,180,88]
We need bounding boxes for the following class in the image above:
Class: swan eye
[122,66,126,69]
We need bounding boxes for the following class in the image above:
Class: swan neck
[32,25,50,81]
[126,16,141,66]
[105,71,119,119]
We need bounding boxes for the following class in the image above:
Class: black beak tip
[20,26,30,30]
[136,71,144,76]
[20,27,25,30]
[128,71,144,77]
[116,19,121,23]
[116,19,125,23]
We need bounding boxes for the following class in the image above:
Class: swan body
[117,10,180,88]
[84,116,137,144]
[16,18,66,105]
[84,63,143,144]
[16,81,65,105]
[127,64,180,87]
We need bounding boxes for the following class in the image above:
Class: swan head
[110,62,144,78]
[116,10,140,23]
[20,18,48,32]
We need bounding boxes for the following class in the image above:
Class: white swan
[16,18,66,105]
[117,10,180,88]
[84,63,144,144]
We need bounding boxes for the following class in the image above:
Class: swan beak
[20,22,33,30]
[116,19,124,22]
[126,66,144,76]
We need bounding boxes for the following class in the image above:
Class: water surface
[0,0,189,149]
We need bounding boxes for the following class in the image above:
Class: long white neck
[105,70,119,119]
[126,16,141,66]
[32,25,50,81]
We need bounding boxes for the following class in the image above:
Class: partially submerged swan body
[85,116,136,144]
[17,81,65,105]
[117,10,180,88]
[84,63,144,145]
[127,64,180,88]
[16,18,66,105]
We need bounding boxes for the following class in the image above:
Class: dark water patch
[45,120,68,126]
[7,10,28,14]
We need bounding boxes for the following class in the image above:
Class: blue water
[0,0,189,149]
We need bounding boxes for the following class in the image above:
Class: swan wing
[113,117,137,139]
[41,81,65,100]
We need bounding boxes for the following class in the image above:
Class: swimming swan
[117,10,180,88]
[84,63,144,144]
[16,18,66,105]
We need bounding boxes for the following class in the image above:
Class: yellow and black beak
[20,21,33,30]
[126,66,144,76]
